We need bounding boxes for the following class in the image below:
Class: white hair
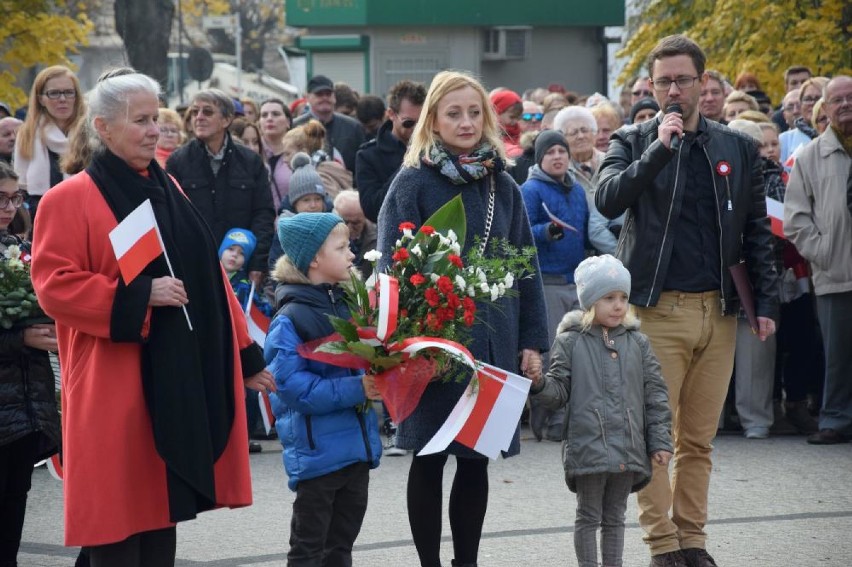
[333,188,360,210]
[727,119,763,144]
[553,106,598,134]
[85,73,161,156]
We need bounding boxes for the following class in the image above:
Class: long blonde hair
[580,304,639,332]
[16,66,84,161]
[403,70,508,169]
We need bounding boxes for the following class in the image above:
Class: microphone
[665,104,683,152]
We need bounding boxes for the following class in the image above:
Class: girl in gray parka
[529,255,673,567]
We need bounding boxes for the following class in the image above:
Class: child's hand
[520,349,542,384]
[652,450,673,466]
[362,374,382,400]
[245,369,276,392]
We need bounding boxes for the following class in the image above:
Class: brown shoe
[784,400,818,434]
[807,428,849,445]
[682,548,718,566]
[649,550,688,567]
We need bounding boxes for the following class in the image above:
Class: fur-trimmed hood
[556,309,641,335]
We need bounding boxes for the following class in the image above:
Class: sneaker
[649,550,688,567]
[384,435,408,456]
[744,427,769,439]
[682,548,718,567]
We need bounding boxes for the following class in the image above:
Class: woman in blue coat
[377,70,549,567]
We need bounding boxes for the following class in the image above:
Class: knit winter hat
[629,98,660,124]
[288,152,326,207]
[534,130,570,167]
[490,90,522,115]
[218,228,257,265]
[278,212,343,274]
[574,254,631,310]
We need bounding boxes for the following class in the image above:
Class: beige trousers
[635,291,737,555]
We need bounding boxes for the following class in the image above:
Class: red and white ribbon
[376,274,399,342]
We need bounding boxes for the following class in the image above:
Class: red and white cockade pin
[715,161,732,176]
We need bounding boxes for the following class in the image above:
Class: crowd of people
[0,31,849,567]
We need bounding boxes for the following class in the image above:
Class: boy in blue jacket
[265,212,382,566]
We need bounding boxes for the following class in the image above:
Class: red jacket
[31,171,254,546]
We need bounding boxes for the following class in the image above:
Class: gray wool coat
[377,164,549,458]
[530,311,672,492]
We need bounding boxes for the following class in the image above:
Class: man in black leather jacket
[596,35,779,567]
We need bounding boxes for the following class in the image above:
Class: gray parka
[531,311,672,492]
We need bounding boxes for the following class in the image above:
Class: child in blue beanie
[219,228,273,318]
[265,212,383,565]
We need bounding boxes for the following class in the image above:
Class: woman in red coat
[30,71,275,565]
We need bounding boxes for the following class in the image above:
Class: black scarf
[87,150,235,523]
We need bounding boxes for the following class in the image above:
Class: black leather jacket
[596,116,779,320]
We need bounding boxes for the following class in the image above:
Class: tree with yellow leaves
[619,0,852,105]
[0,1,92,108]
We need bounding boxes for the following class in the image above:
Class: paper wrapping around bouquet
[373,357,437,424]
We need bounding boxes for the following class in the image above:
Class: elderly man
[333,189,377,279]
[784,75,852,445]
[166,89,274,286]
[597,34,778,567]
[0,117,22,163]
[630,75,654,106]
[293,75,365,173]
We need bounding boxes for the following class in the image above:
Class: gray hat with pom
[574,254,631,310]
[288,152,326,206]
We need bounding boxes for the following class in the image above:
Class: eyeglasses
[400,119,418,129]
[42,89,76,100]
[159,127,180,136]
[564,127,593,138]
[0,192,25,209]
[632,90,653,97]
[189,106,219,117]
[801,96,821,104]
[826,95,852,107]
[651,76,700,91]
[522,112,543,122]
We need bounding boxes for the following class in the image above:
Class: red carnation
[399,221,416,232]
[392,247,409,262]
[420,225,435,236]
[424,288,441,307]
[437,307,455,323]
[436,275,454,295]
[448,254,463,268]
[426,313,443,331]
[446,292,461,310]
[463,309,475,326]
[410,273,426,286]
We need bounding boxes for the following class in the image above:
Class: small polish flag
[108,200,164,284]
[766,197,785,239]
[45,453,64,481]
[244,283,271,348]
[258,390,275,435]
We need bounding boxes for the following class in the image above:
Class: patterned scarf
[422,140,505,185]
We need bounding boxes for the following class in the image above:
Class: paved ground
[19,428,852,566]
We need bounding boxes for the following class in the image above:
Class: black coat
[355,120,406,223]
[166,135,275,273]
[596,115,779,320]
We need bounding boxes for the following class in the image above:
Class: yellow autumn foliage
[0,1,92,108]
[619,0,851,105]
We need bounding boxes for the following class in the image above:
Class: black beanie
[534,130,570,167]
[629,97,660,124]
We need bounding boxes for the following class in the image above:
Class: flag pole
[245,281,256,316]
[152,223,193,331]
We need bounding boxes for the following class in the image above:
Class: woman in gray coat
[530,255,672,567]
[377,70,549,567]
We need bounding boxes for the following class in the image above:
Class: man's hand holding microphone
[659,103,684,152]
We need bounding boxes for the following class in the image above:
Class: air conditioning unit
[482,27,531,61]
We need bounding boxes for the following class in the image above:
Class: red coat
[31,171,254,546]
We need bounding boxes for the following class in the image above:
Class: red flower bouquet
[298,196,536,424]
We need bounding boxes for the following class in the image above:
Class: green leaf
[346,341,378,361]
[417,195,466,249]
[328,316,359,342]
[315,341,353,355]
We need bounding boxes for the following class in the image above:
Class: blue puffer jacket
[264,263,382,491]
[521,165,588,283]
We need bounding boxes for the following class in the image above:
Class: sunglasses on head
[522,112,543,122]
[400,118,418,129]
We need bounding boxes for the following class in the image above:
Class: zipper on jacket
[305,415,316,450]
[594,408,608,448]
[701,146,728,313]
[356,410,374,462]
[626,408,637,450]
[647,145,683,307]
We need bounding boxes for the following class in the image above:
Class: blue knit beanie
[278,212,343,274]
[218,228,257,265]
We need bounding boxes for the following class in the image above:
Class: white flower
[446,229,458,243]
[395,239,403,247]
[467,285,476,297]
[363,249,382,263]
[498,282,506,296]
[410,244,423,257]
[431,273,441,283]
[477,268,488,284]
[450,242,461,255]
[490,284,500,302]
[5,245,20,260]
[503,273,514,288]
[438,234,450,247]
[454,275,466,291]
[479,282,490,294]
[402,228,413,238]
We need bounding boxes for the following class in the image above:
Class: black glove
[547,222,564,241]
